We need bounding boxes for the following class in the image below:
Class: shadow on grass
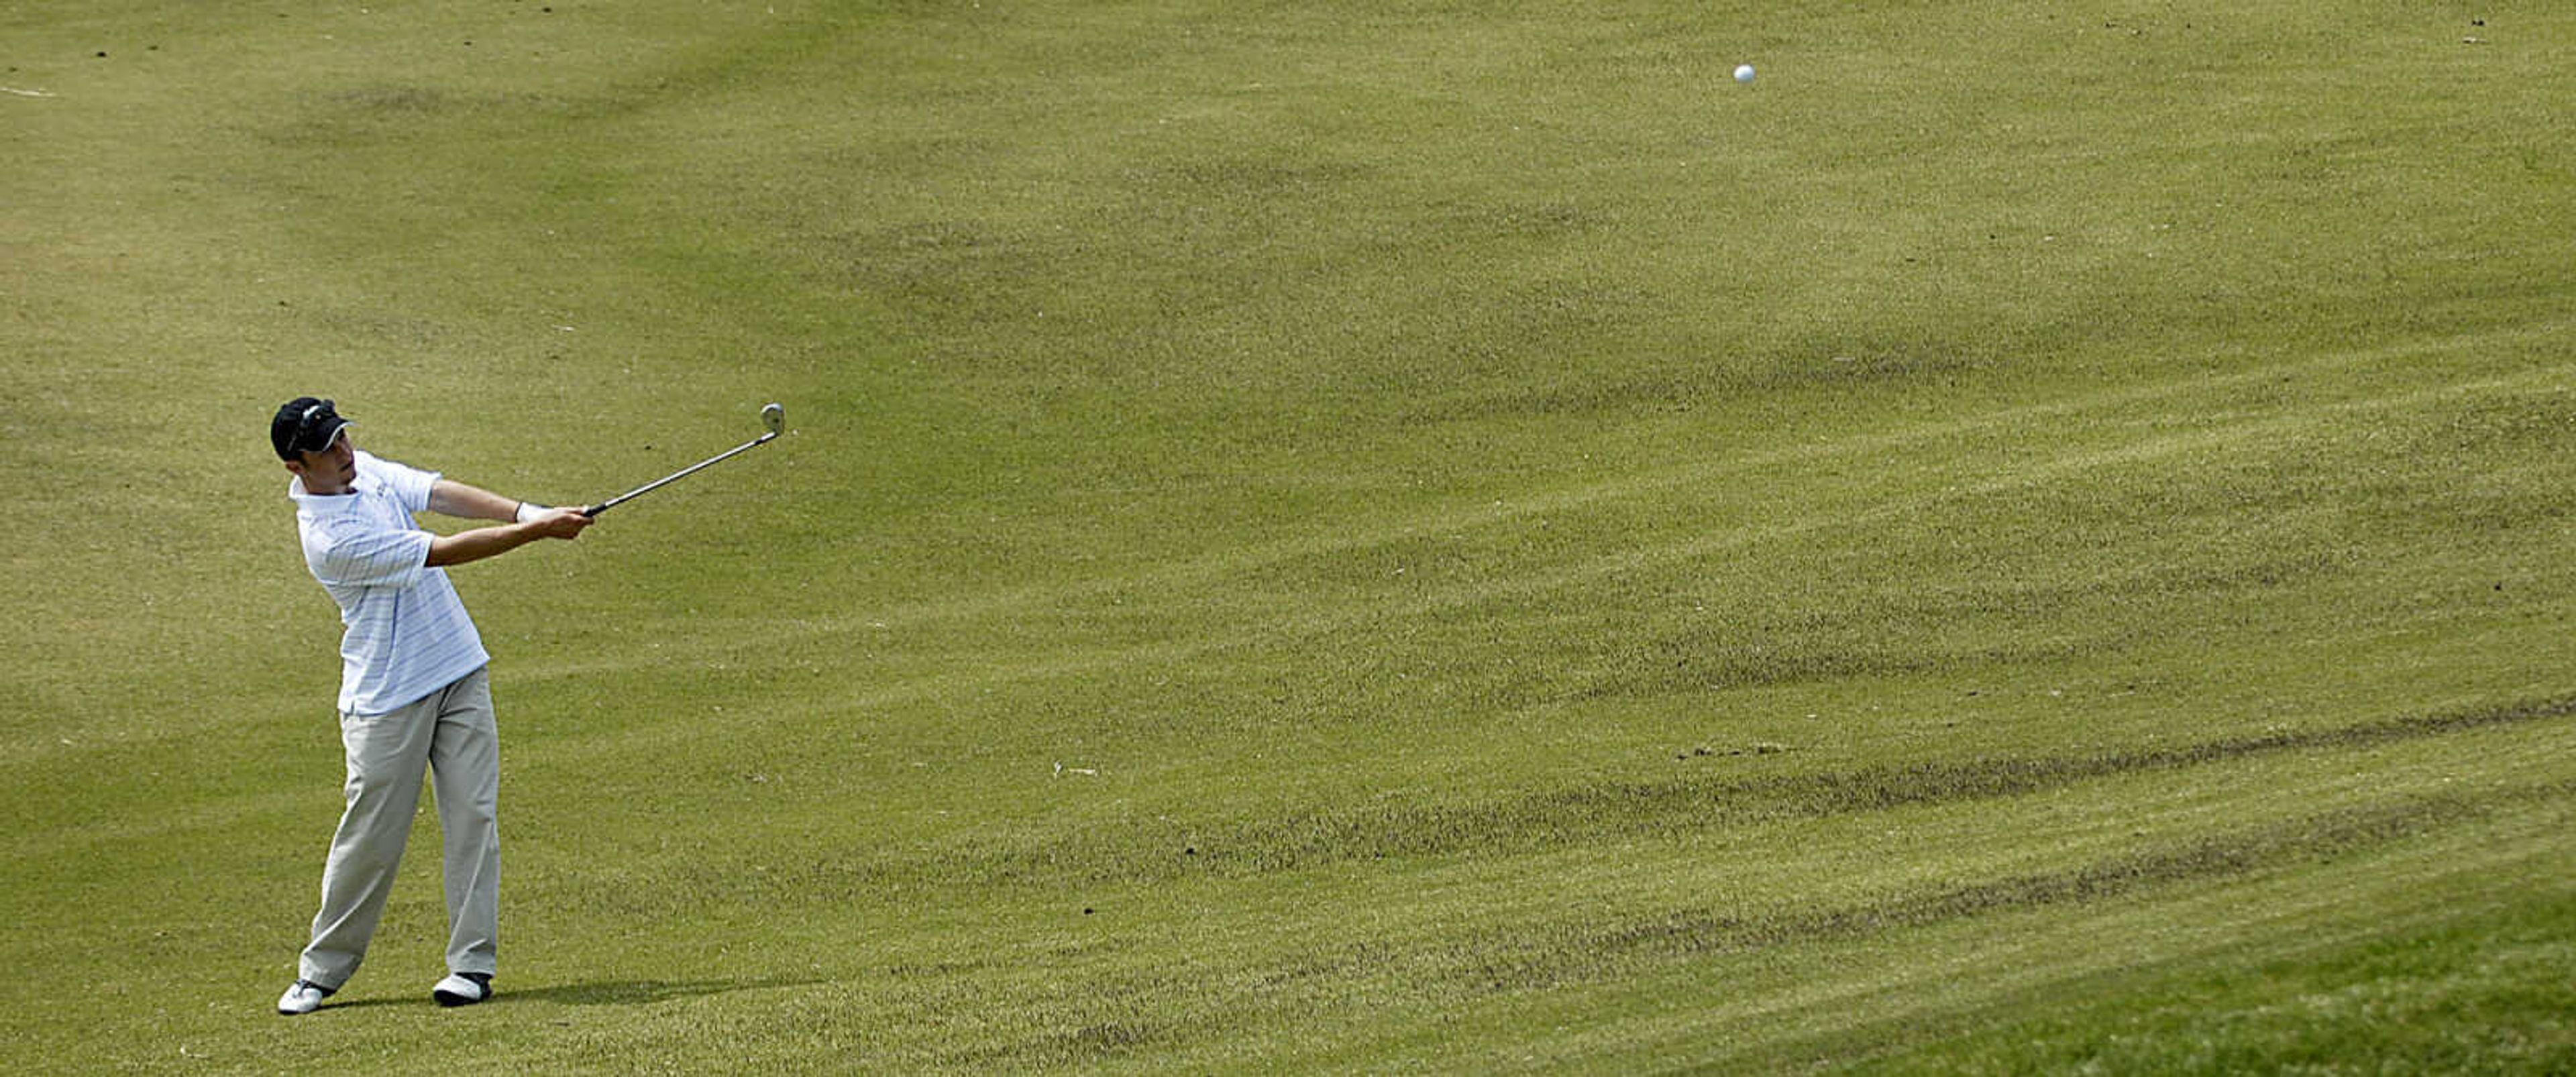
[309,977,822,1013]
[505,978,823,1007]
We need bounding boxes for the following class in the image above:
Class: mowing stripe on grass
[504,350,2573,752]
[920,781,2575,1069]
[599,693,2575,900]
[529,317,2571,671]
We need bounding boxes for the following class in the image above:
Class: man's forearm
[424,522,545,568]
[427,479,527,522]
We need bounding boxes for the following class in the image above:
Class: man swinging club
[270,398,592,1015]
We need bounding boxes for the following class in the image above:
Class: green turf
[5,0,2572,1072]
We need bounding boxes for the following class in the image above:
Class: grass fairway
[6,0,2574,1071]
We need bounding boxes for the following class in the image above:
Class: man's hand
[524,506,593,541]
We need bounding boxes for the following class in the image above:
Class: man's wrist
[514,502,550,524]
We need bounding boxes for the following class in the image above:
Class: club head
[760,402,786,437]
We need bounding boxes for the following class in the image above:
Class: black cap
[271,397,352,460]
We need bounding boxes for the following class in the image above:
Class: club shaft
[587,432,775,516]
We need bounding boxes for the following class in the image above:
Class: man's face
[286,428,358,494]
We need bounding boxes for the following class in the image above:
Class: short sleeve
[306,519,433,589]
[360,452,441,514]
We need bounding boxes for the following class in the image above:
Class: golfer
[270,398,592,1015]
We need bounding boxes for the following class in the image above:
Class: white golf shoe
[433,972,492,1007]
[276,980,333,1015]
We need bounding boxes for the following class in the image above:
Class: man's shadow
[317,977,818,1011]
[504,978,814,1007]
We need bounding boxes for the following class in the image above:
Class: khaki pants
[298,667,500,988]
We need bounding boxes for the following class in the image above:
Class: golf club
[582,402,786,517]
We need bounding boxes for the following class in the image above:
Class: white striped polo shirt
[290,451,490,716]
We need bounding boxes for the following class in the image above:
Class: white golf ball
[1734,64,1756,84]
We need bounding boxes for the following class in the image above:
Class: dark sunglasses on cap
[272,396,354,459]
